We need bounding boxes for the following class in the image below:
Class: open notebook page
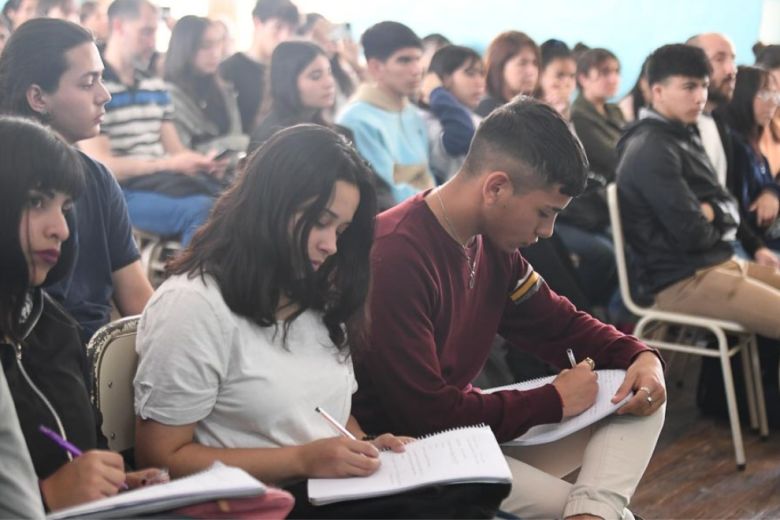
[485,369,632,446]
[47,462,266,519]
[308,424,512,505]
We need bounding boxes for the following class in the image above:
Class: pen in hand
[315,407,357,440]
[566,348,577,368]
[38,425,129,490]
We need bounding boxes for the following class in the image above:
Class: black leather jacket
[0,289,100,479]
[615,112,736,296]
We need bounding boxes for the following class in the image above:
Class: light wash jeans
[124,190,213,245]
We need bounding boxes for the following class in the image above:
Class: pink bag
[173,487,295,519]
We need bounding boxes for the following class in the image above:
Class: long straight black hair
[164,15,229,134]
[0,117,84,343]
[269,40,330,126]
[169,124,377,352]
[723,65,772,144]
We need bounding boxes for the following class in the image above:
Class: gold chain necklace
[435,190,477,289]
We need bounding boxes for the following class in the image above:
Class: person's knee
[175,196,213,229]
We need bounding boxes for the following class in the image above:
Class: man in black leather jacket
[616,43,780,340]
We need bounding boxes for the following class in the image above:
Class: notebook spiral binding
[417,423,489,441]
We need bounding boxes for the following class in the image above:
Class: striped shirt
[100,64,173,160]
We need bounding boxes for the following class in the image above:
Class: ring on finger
[638,386,651,395]
[584,357,595,371]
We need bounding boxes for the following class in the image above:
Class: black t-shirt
[46,152,140,344]
[219,52,266,133]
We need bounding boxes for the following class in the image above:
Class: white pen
[315,406,356,440]
[566,348,577,368]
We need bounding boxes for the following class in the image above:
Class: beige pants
[655,258,780,339]
[500,404,665,519]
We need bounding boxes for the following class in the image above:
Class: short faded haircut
[462,96,588,197]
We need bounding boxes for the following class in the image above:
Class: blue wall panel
[342,0,764,97]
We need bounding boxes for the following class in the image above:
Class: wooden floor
[630,356,780,519]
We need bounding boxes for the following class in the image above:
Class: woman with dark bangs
[720,65,780,251]
[476,30,539,117]
[0,117,160,512]
[248,40,349,153]
[134,125,409,492]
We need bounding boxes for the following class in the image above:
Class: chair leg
[747,335,769,438]
[740,341,759,431]
[717,332,747,470]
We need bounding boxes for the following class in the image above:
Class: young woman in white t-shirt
[134,124,408,484]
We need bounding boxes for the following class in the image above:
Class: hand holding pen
[38,426,127,512]
[298,407,411,478]
[553,349,599,418]
[316,407,413,452]
[566,348,595,371]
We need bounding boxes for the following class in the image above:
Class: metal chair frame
[607,183,768,469]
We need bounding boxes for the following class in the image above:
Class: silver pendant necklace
[435,190,477,289]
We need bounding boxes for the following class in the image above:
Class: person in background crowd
[617,43,780,339]
[2,0,37,30]
[0,15,10,52]
[688,33,737,189]
[533,45,621,320]
[36,0,77,22]
[419,44,484,182]
[164,16,247,165]
[477,30,539,117]
[535,39,576,120]
[0,116,162,513]
[619,56,651,123]
[0,18,152,344]
[298,13,361,116]
[249,40,345,153]
[80,0,223,246]
[755,43,780,178]
[337,21,432,210]
[420,32,450,72]
[211,18,234,60]
[689,32,779,266]
[219,0,299,134]
[79,0,109,43]
[719,66,780,251]
[571,47,624,182]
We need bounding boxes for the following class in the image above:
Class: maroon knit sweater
[352,192,656,442]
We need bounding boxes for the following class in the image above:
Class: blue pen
[39,425,128,490]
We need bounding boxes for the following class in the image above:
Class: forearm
[346,416,367,439]
[100,156,170,181]
[137,440,306,484]
[112,261,153,316]
[429,87,475,156]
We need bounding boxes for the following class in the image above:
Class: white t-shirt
[698,113,728,188]
[134,273,357,449]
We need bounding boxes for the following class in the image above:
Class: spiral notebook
[307,424,512,505]
[46,462,266,519]
[485,369,632,446]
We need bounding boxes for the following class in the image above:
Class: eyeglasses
[757,90,780,104]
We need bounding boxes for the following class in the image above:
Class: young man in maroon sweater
[352,98,666,519]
